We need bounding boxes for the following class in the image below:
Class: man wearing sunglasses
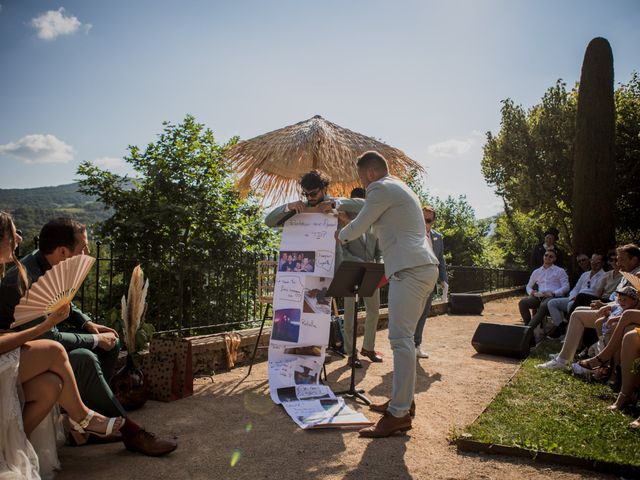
[413,206,448,359]
[518,249,569,332]
[265,170,335,224]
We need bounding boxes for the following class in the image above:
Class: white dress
[0,348,62,480]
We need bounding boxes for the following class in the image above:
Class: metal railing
[27,241,527,335]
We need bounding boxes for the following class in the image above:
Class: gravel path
[56,297,613,480]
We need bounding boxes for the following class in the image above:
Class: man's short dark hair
[618,244,640,261]
[300,170,330,191]
[356,151,388,172]
[350,187,366,199]
[39,218,86,254]
[422,205,437,221]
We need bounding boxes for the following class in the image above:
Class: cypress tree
[572,37,616,258]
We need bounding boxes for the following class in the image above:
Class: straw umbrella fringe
[226,115,423,203]
[121,265,149,354]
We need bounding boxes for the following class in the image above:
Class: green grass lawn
[462,340,640,467]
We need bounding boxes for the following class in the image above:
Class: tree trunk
[572,37,616,259]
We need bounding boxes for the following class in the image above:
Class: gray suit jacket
[338,175,439,277]
[429,230,448,283]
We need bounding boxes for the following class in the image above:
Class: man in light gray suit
[337,151,439,438]
[341,188,384,367]
[413,205,449,359]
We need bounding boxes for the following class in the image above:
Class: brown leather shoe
[359,412,412,438]
[122,429,177,456]
[360,348,383,363]
[369,399,416,417]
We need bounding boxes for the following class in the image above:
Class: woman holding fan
[0,210,124,478]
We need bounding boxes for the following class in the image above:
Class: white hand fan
[11,254,96,328]
[622,271,640,291]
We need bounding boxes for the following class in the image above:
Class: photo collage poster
[268,213,371,429]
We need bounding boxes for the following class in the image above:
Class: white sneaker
[416,347,429,359]
[535,357,568,370]
[571,362,592,378]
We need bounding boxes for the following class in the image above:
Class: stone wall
[126,287,524,377]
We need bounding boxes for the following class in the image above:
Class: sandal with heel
[608,392,638,411]
[67,410,122,445]
[578,355,607,370]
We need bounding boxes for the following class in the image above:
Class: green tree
[572,37,616,257]
[482,70,640,264]
[614,72,640,243]
[482,80,577,252]
[405,170,491,266]
[77,115,278,332]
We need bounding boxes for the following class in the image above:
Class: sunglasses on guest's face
[544,253,555,258]
[424,218,434,224]
[302,188,322,198]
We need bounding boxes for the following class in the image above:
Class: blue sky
[1,0,638,218]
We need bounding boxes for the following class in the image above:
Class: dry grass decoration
[121,265,149,356]
[225,115,423,204]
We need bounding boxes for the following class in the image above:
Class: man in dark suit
[413,206,448,359]
[0,218,176,456]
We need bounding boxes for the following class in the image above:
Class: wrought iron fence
[27,240,527,336]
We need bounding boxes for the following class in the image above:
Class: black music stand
[327,261,385,405]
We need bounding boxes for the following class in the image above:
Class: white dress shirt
[526,264,570,297]
[569,268,606,299]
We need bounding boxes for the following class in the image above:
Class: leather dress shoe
[369,399,416,417]
[360,348,383,363]
[359,412,412,438]
[123,429,178,456]
[347,356,362,368]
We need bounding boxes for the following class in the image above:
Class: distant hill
[0,183,110,248]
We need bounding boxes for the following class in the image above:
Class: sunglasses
[544,253,556,258]
[302,189,322,198]
[424,218,434,224]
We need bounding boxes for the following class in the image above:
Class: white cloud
[426,131,484,158]
[30,8,91,41]
[0,134,75,164]
[93,156,124,168]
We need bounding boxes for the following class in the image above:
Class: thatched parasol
[226,115,423,202]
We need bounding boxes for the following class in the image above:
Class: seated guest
[546,253,606,338]
[0,218,177,456]
[530,227,564,270]
[1,211,124,477]
[569,253,592,289]
[536,244,640,370]
[572,249,621,308]
[613,327,640,428]
[575,288,640,373]
[518,250,569,330]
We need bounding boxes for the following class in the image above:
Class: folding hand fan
[622,271,640,291]
[11,254,96,328]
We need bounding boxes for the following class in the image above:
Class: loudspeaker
[471,323,535,359]
[449,293,484,315]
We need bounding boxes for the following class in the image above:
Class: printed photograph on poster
[284,345,322,356]
[282,398,373,429]
[276,385,335,403]
[271,308,301,343]
[303,276,332,314]
[278,251,315,273]
[294,364,319,385]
